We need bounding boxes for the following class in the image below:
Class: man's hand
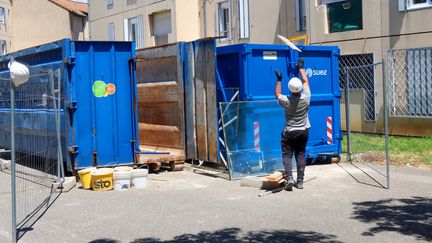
[275,69,282,81]
[297,58,309,89]
[296,58,304,70]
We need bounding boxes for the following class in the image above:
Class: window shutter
[398,0,407,11]
[123,19,129,41]
[238,0,249,38]
[296,0,300,31]
[0,8,5,24]
[216,4,220,36]
[152,11,171,36]
[107,23,115,41]
[136,15,144,48]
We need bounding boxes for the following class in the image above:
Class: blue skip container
[217,44,342,163]
[0,39,138,171]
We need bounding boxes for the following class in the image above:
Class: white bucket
[113,166,133,172]
[131,169,148,189]
[113,170,131,191]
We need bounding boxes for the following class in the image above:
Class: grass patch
[342,133,432,165]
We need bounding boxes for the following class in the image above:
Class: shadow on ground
[90,228,342,243]
[17,191,62,240]
[352,197,432,241]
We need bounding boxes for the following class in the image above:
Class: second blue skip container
[217,44,342,163]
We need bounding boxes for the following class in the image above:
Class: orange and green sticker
[92,80,116,98]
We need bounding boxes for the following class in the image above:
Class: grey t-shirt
[277,86,311,131]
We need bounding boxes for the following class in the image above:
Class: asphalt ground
[0,162,431,243]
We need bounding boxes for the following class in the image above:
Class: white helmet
[288,77,302,93]
[8,58,29,87]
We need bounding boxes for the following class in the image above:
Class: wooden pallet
[137,145,185,172]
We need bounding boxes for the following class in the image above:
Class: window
[0,40,7,55]
[318,0,348,4]
[107,22,115,41]
[296,0,307,31]
[217,1,231,40]
[238,0,249,39]
[406,49,432,116]
[327,0,362,33]
[0,7,5,24]
[124,16,144,48]
[339,53,376,121]
[107,0,113,10]
[129,18,137,42]
[400,0,432,10]
[150,11,172,46]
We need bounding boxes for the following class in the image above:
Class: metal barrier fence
[339,53,376,121]
[344,60,390,189]
[0,65,64,242]
[388,47,432,118]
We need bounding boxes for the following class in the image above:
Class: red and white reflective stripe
[254,121,260,151]
[327,117,333,144]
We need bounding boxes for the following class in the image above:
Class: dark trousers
[281,129,309,181]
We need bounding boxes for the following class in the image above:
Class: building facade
[13,0,88,52]
[202,0,432,136]
[89,0,432,136]
[308,0,432,135]
[200,0,306,45]
[0,0,88,53]
[89,0,200,48]
[0,0,13,55]
[89,0,304,47]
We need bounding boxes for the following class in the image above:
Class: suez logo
[305,68,328,78]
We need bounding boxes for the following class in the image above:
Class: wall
[309,0,432,136]
[174,0,199,42]
[89,0,200,47]
[0,0,12,54]
[202,0,304,46]
[71,14,88,41]
[12,0,73,51]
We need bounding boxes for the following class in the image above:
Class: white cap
[8,59,29,87]
[288,77,302,93]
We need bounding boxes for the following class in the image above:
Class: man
[274,58,310,191]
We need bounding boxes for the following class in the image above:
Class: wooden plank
[176,43,186,150]
[136,57,177,83]
[194,41,209,161]
[137,145,185,165]
[137,82,180,127]
[203,39,218,163]
[135,43,186,152]
[138,101,180,127]
[184,42,197,159]
[138,122,181,148]
[136,43,178,59]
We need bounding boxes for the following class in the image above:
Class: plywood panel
[136,43,185,151]
[184,42,197,159]
[194,41,209,161]
[203,40,218,162]
[137,57,177,83]
[175,43,186,150]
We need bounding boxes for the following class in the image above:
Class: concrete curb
[54,176,76,193]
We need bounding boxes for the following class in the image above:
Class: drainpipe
[88,0,92,40]
[203,0,207,37]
